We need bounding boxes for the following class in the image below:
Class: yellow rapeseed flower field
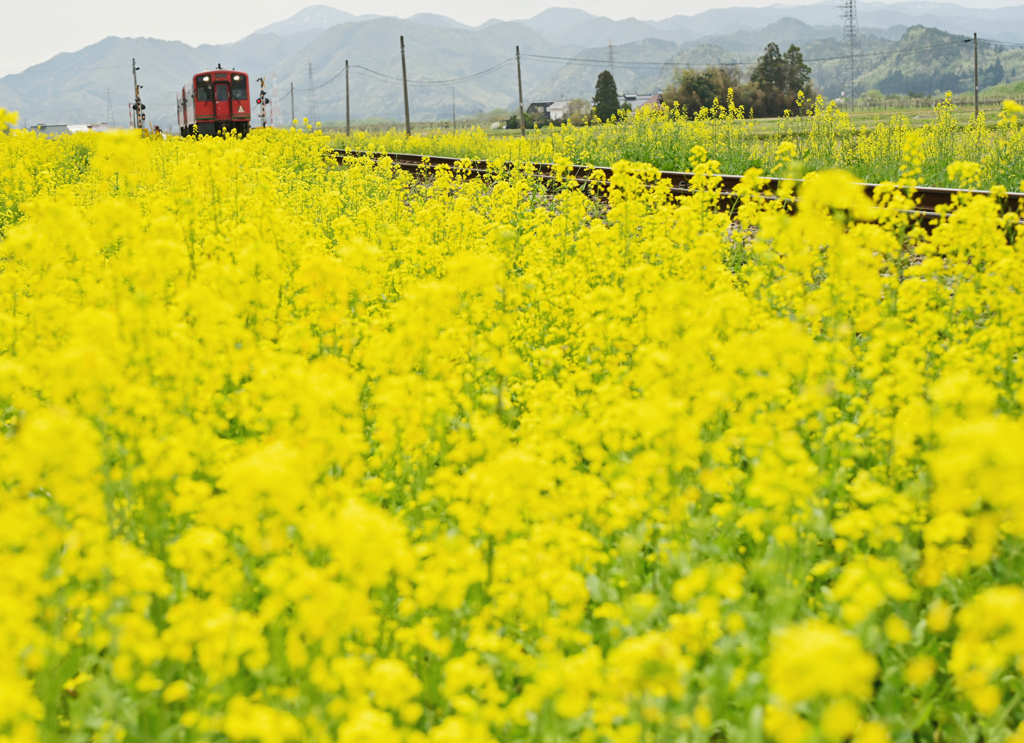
[337,93,1024,191]
[2,111,1024,743]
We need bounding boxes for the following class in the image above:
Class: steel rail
[334,149,1024,218]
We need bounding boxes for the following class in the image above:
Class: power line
[299,58,515,91]
[978,37,1024,48]
[798,39,971,65]
[522,39,972,71]
[296,38,974,100]
[15,63,125,74]
[304,67,348,91]
[360,59,515,85]
[524,52,755,70]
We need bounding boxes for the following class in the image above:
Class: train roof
[193,69,248,77]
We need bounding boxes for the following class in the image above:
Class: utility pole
[452,87,456,131]
[131,58,146,130]
[105,87,114,124]
[290,82,295,124]
[345,60,351,136]
[401,36,411,136]
[974,32,979,119]
[307,61,318,125]
[516,46,526,138]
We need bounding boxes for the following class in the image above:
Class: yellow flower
[62,672,93,694]
[883,615,911,644]
[0,107,18,131]
[926,599,954,633]
[853,721,891,743]
[162,680,190,704]
[821,699,861,742]
[135,672,164,693]
[767,620,879,704]
[764,704,812,743]
[1007,721,1024,743]
[903,655,937,687]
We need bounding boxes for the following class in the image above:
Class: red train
[177,65,251,136]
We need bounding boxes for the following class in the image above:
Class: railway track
[335,149,1024,220]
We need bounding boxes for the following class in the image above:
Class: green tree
[567,98,591,126]
[751,42,785,90]
[783,44,813,97]
[593,70,620,122]
[506,112,534,130]
[749,42,813,117]
[664,66,741,113]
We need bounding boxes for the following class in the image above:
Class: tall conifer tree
[593,70,620,122]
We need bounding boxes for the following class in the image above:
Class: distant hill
[517,9,696,47]
[195,31,324,80]
[701,17,847,53]
[854,1,1024,43]
[858,25,1024,97]
[519,8,600,36]
[531,38,685,102]
[407,13,471,30]
[4,3,1024,129]
[254,6,378,36]
[656,1,1024,44]
[267,18,571,123]
[8,37,211,128]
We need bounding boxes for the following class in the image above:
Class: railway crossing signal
[131,58,146,130]
[256,77,270,128]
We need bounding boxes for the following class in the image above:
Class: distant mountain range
[4,2,1024,129]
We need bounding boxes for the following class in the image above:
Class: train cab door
[214,81,231,121]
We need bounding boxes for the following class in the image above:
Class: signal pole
[131,58,146,130]
[401,36,411,136]
[516,46,526,137]
[256,77,269,127]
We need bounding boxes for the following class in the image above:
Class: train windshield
[195,75,213,102]
[231,75,248,100]
[216,83,230,102]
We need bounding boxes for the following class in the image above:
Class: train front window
[216,83,230,102]
[196,76,213,102]
[231,75,247,101]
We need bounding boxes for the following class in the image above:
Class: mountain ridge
[3,3,1024,128]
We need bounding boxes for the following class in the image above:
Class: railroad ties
[334,150,1024,223]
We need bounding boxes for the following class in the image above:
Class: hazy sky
[1,0,1020,77]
